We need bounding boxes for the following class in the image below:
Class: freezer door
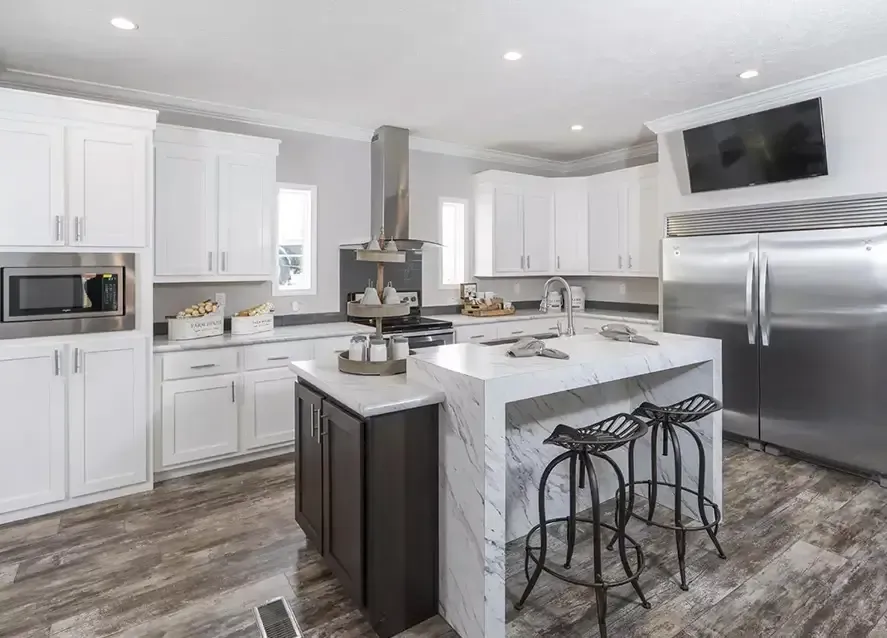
[759,227,887,476]
[662,234,760,440]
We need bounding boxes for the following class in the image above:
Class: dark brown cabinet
[321,399,365,606]
[294,384,324,550]
[293,379,439,638]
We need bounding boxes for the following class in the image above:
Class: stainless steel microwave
[0,253,135,339]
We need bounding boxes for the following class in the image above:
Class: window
[440,198,467,287]
[274,184,317,295]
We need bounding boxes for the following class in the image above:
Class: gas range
[346,291,454,344]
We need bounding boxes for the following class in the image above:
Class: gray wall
[153,111,657,320]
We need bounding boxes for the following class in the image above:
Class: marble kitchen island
[406,331,722,638]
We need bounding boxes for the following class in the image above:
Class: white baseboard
[0,482,153,527]
[154,445,294,482]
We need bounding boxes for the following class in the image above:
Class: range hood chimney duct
[369,125,436,251]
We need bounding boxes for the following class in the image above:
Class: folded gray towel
[506,338,570,360]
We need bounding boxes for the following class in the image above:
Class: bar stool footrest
[629,479,722,533]
[524,517,647,589]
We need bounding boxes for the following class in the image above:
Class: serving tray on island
[337,351,407,376]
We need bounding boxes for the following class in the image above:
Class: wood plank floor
[1,443,886,637]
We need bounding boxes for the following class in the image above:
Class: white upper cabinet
[155,143,217,276]
[587,164,661,277]
[491,186,524,274]
[0,119,65,246]
[66,126,149,248]
[0,343,66,515]
[218,152,273,276]
[0,88,155,249]
[154,125,281,283]
[68,335,148,497]
[587,173,624,273]
[474,172,554,277]
[553,179,589,273]
[522,190,554,273]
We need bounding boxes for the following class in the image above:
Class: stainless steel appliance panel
[758,227,887,475]
[0,253,135,339]
[405,329,454,350]
[662,234,760,440]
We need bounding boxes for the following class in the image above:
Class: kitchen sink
[480,333,559,346]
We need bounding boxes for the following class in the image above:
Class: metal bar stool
[608,393,726,591]
[514,413,652,638]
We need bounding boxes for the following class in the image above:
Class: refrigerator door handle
[746,251,757,345]
[759,252,770,346]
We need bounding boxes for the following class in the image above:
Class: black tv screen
[683,98,828,193]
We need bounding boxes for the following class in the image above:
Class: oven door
[406,330,455,350]
[3,267,124,322]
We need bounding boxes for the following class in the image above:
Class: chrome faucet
[540,277,575,336]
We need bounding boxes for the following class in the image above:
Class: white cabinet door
[492,187,524,274]
[554,180,589,273]
[66,127,148,248]
[155,143,217,276]
[0,119,65,247]
[626,167,661,276]
[0,344,66,514]
[161,374,240,467]
[312,336,351,360]
[68,336,148,497]
[587,175,625,274]
[522,190,554,274]
[218,152,272,277]
[241,368,296,450]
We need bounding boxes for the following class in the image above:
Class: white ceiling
[2,0,887,161]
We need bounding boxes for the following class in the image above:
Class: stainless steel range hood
[367,125,437,251]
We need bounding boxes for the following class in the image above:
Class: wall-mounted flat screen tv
[683,98,828,193]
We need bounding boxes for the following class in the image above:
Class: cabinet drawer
[244,341,314,371]
[162,348,239,381]
[496,320,546,338]
[313,336,353,360]
[455,324,498,343]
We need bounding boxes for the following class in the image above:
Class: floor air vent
[254,597,302,638]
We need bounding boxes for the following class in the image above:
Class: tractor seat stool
[607,393,726,592]
[514,413,652,638]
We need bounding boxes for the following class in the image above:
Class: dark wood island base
[295,380,439,637]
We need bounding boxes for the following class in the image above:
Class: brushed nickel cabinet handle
[527,255,531,269]
[557,256,561,269]
[520,255,525,269]
[628,255,633,268]
[190,363,218,369]
[54,349,61,376]
[618,255,623,269]
[266,356,289,361]
[55,216,63,242]
[73,348,81,373]
[208,252,213,271]
[231,381,236,403]
[222,251,228,272]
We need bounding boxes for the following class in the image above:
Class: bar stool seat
[515,413,652,638]
[609,393,726,591]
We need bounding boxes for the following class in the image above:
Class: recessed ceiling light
[503,51,523,61]
[571,124,584,131]
[738,69,759,80]
[110,17,138,30]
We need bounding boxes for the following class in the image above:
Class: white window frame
[439,197,468,289]
[273,183,317,296]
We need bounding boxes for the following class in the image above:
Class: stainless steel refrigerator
[662,195,887,481]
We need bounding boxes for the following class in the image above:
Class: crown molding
[646,55,887,134]
[561,140,658,174]
[0,67,657,172]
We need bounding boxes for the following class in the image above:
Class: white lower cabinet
[0,335,149,519]
[0,344,66,514]
[455,324,499,343]
[161,374,240,466]
[241,368,297,450]
[68,336,148,497]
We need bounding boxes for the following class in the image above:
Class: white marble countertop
[426,309,658,327]
[153,322,375,353]
[409,330,719,399]
[288,357,445,417]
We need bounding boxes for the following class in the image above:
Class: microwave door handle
[746,251,756,345]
